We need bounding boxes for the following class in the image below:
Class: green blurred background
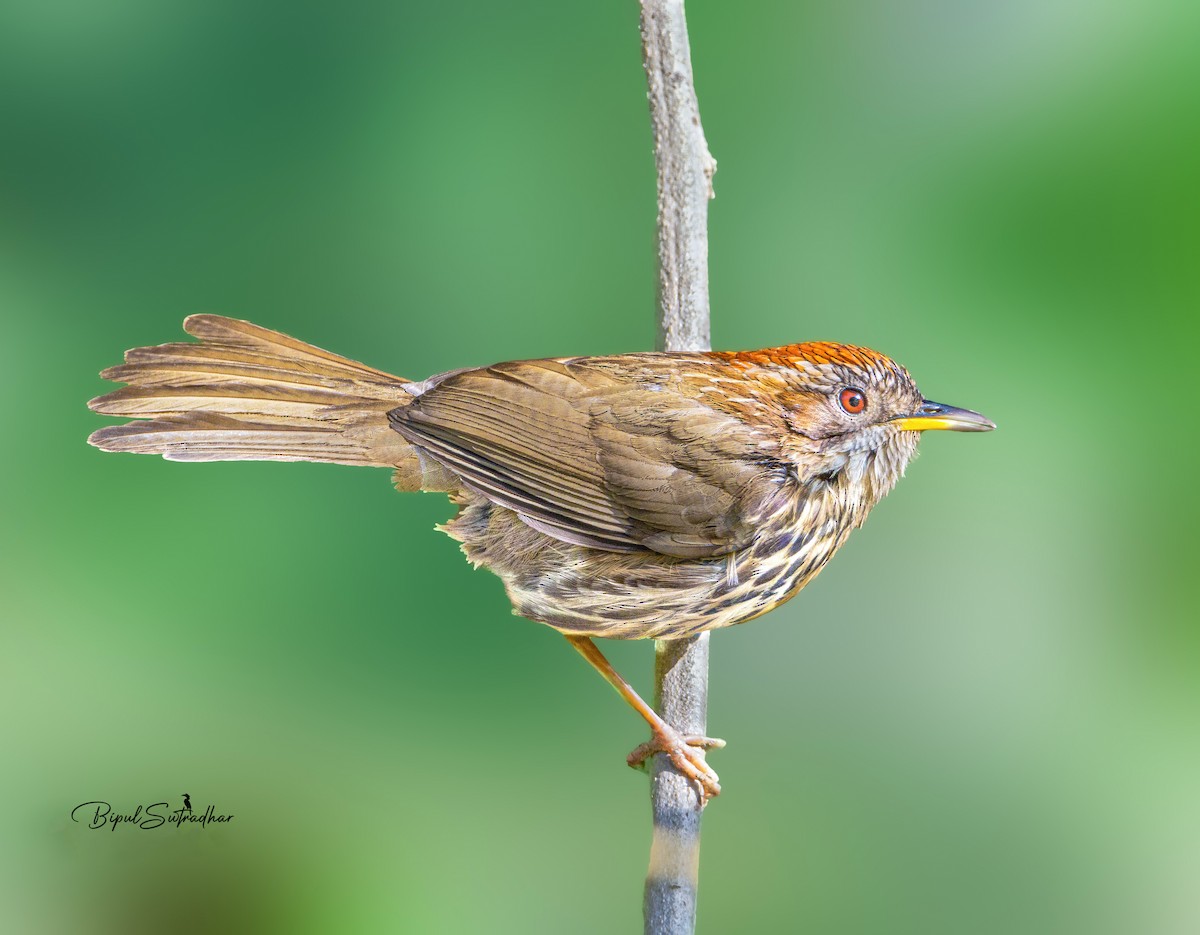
[3,1,1198,932]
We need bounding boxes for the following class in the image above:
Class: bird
[88,315,994,800]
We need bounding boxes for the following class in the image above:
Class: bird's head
[753,341,994,514]
[782,340,993,436]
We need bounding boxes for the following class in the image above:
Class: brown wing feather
[590,391,793,557]
[389,358,794,558]
[394,361,641,551]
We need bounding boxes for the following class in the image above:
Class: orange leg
[565,635,725,802]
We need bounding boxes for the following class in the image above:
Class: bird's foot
[628,729,726,803]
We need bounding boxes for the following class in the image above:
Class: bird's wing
[388,358,793,558]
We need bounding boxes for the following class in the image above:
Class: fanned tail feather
[88,315,419,471]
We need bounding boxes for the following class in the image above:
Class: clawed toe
[627,729,725,803]
[628,733,725,767]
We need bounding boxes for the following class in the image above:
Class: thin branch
[643,0,716,356]
[638,1,716,933]
[644,635,712,933]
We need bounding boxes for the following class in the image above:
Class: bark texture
[639,1,716,933]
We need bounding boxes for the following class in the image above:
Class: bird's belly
[440,495,847,640]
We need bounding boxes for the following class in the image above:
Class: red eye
[839,387,866,414]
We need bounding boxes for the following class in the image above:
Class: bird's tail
[88,315,423,476]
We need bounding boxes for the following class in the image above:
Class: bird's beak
[892,400,995,433]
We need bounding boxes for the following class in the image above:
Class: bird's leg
[565,635,725,802]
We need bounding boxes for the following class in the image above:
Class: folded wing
[389,358,793,558]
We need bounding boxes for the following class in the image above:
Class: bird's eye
[839,387,867,414]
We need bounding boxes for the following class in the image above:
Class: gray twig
[638,1,716,933]
[643,0,716,356]
[644,636,712,933]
